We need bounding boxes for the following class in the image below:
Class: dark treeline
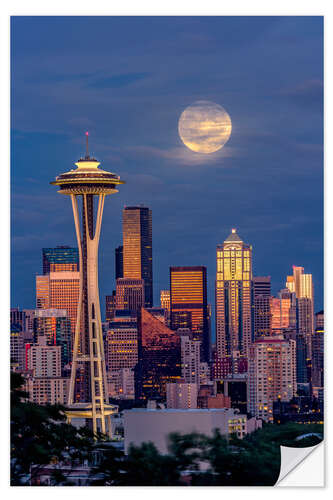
[11,372,323,486]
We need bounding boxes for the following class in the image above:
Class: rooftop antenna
[85,131,89,159]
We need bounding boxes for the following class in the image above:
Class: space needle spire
[51,133,125,436]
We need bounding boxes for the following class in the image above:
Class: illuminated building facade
[33,308,71,368]
[36,271,80,341]
[253,276,271,339]
[160,290,170,311]
[247,336,296,422]
[51,135,123,435]
[116,277,145,313]
[42,246,79,274]
[135,308,181,401]
[105,323,138,371]
[123,206,153,308]
[10,324,25,371]
[271,288,297,333]
[170,266,209,362]
[215,229,253,358]
[286,265,314,357]
[27,336,62,378]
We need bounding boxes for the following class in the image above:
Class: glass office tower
[123,206,153,307]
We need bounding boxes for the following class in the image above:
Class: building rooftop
[224,228,243,243]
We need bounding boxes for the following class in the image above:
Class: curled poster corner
[276,441,324,487]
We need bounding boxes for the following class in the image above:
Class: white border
[2,1,331,497]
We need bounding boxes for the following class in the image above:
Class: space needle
[51,133,124,436]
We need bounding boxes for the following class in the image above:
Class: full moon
[178,100,232,154]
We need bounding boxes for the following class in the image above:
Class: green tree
[10,372,95,485]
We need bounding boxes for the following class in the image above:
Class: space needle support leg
[92,194,107,435]
[94,194,108,408]
[68,194,83,406]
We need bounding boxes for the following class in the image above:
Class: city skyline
[11,16,323,315]
[9,15,324,485]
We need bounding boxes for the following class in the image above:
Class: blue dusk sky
[11,16,323,321]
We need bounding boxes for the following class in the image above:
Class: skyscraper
[42,246,79,274]
[170,266,209,362]
[215,229,253,358]
[105,319,138,372]
[123,206,153,307]
[27,336,62,378]
[253,276,271,339]
[36,271,80,342]
[51,134,124,435]
[135,308,181,401]
[247,336,297,422]
[180,335,201,385]
[286,266,314,357]
[115,245,123,279]
[116,278,145,313]
[312,310,324,388]
[33,308,71,369]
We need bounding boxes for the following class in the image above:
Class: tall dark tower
[122,206,153,307]
[252,276,271,339]
[115,245,123,280]
[51,133,124,436]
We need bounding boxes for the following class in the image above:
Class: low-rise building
[124,408,258,455]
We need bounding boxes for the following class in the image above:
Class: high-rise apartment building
[216,229,253,358]
[116,278,145,313]
[27,336,62,378]
[170,266,209,362]
[181,335,201,385]
[42,246,79,274]
[107,368,134,400]
[135,308,181,401]
[115,245,123,279]
[36,271,80,340]
[105,321,138,372]
[123,206,153,307]
[166,383,198,409]
[10,324,25,371]
[25,375,69,406]
[247,336,296,422]
[312,310,324,388]
[253,276,271,339]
